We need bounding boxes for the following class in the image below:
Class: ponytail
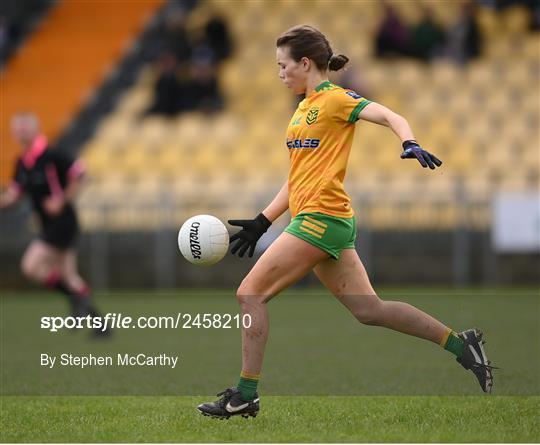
[328,54,349,71]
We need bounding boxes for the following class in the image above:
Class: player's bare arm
[358,102,415,142]
[359,102,442,170]
[262,180,289,222]
[43,162,85,216]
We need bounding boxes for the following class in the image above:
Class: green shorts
[285,212,357,259]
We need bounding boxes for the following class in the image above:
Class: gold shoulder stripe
[301,220,326,234]
[300,226,323,239]
[304,215,328,228]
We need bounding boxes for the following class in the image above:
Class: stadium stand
[0,0,164,185]
[8,0,533,231]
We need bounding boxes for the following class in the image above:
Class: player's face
[11,115,39,148]
[277,46,308,94]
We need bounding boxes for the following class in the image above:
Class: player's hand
[228,213,272,258]
[43,194,65,216]
[400,140,442,170]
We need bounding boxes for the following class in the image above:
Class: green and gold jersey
[286,81,371,218]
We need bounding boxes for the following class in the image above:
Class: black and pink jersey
[11,135,84,227]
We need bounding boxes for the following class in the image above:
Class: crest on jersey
[306,106,319,125]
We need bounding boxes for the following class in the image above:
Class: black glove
[228,213,272,258]
[400,140,442,170]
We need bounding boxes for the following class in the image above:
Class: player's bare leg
[21,241,87,319]
[197,233,329,418]
[236,232,328,374]
[314,249,447,343]
[60,249,87,292]
[20,239,60,283]
[314,248,495,392]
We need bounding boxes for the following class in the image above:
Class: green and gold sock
[237,371,259,401]
[441,328,465,358]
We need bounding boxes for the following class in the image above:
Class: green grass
[2,395,538,442]
[1,288,539,442]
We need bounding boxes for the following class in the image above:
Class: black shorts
[39,208,79,250]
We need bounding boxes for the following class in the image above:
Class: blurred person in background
[0,112,109,337]
[161,5,192,64]
[146,10,230,117]
[185,40,224,113]
[410,6,446,61]
[146,52,183,116]
[446,1,482,64]
[196,25,495,419]
[204,14,233,63]
[375,2,410,58]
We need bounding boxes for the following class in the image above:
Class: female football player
[0,112,107,336]
[198,25,493,418]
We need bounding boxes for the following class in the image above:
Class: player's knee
[355,311,382,326]
[353,297,384,326]
[236,281,268,305]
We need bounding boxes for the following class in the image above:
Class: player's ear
[300,57,311,72]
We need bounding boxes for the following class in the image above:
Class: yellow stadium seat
[131,177,164,202]
[445,90,475,117]
[94,115,134,150]
[393,61,425,90]
[523,35,540,59]
[429,1,461,28]
[498,175,531,193]
[466,61,496,88]
[134,116,171,150]
[506,62,534,89]
[170,113,208,148]
[189,142,223,175]
[220,64,244,97]
[116,83,153,113]
[502,5,531,35]
[477,6,500,39]
[484,36,512,60]
[210,113,244,144]
[155,147,186,180]
[121,145,156,179]
[171,172,206,198]
[430,61,462,90]
[82,144,111,178]
[446,144,476,174]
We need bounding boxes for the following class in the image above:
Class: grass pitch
[2,395,538,442]
[1,288,539,442]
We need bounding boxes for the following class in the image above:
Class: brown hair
[276,25,349,72]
